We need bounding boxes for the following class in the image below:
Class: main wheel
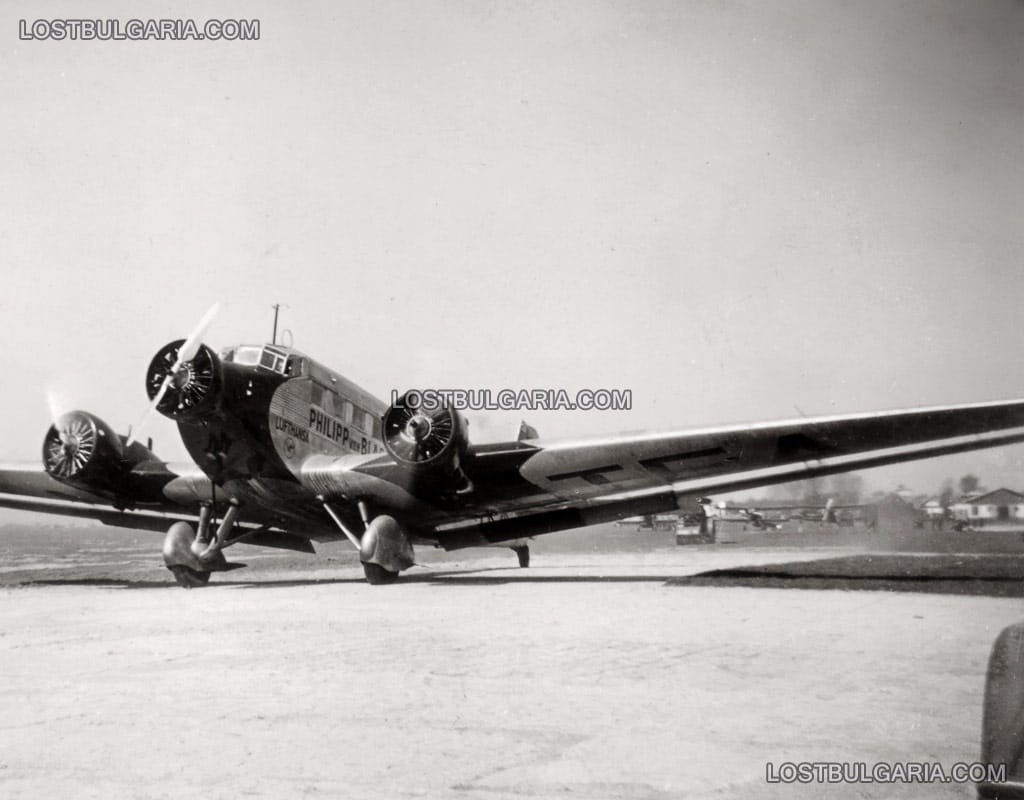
[168,564,211,588]
[362,562,400,585]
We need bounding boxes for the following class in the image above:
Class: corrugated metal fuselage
[174,346,387,536]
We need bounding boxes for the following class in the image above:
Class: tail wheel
[362,562,399,585]
[168,564,211,588]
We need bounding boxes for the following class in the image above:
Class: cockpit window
[228,345,289,374]
[234,346,262,366]
[259,348,288,375]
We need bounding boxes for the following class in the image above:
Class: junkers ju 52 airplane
[3,305,1024,587]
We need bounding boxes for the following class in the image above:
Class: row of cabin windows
[224,346,381,439]
[310,382,381,438]
[286,354,380,436]
[337,397,380,439]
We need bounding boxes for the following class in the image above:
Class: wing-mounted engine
[42,411,156,500]
[382,391,473,497]
[145,339,222,421]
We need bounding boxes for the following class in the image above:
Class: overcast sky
[1,0,1022,498]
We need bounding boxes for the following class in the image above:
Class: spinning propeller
[127,303,220,446]
[43,412,99,479]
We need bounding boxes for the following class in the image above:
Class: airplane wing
[0,462,312,550]
[0,463,187,528]
[5,397,1024,557]
[310,397,1024,546]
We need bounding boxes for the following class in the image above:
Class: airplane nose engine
[43,411,128,487]
[145,339,222,420]
[382,391,472,494]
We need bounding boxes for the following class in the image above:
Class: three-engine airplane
[3,308,1024,586]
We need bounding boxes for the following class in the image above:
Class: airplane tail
[517,420,539,441]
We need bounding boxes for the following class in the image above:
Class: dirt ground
[0,523,1020,799]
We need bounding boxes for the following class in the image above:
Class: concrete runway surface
[1,525,1021,799]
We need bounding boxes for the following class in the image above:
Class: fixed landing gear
[168,564,211,588]
[162,503,246,588]
[512,544,530,568]
[362,562,400,585]
[321,498,415,585]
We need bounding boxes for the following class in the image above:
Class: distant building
[921,498,945,520]
[873,492,919,532]
[949,488,1024,527]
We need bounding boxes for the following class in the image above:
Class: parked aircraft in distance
[3,306,1024,586]
[709,498,867,527]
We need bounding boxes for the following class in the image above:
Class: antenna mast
[271,303,281,345]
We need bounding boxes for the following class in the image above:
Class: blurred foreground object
[979,622,1024,798]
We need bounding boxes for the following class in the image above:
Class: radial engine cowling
[42,411,138,491]
[382,391,471,493]
[145,339,222,421]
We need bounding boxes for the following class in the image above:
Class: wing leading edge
[425,397,1024,546]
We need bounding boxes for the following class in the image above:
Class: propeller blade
[127,374,173,447]
[126,304,220,447]
[173,302,220,369]
[46,388,68,427]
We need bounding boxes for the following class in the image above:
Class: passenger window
[319,391,335,416]
[342,402,354,423]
